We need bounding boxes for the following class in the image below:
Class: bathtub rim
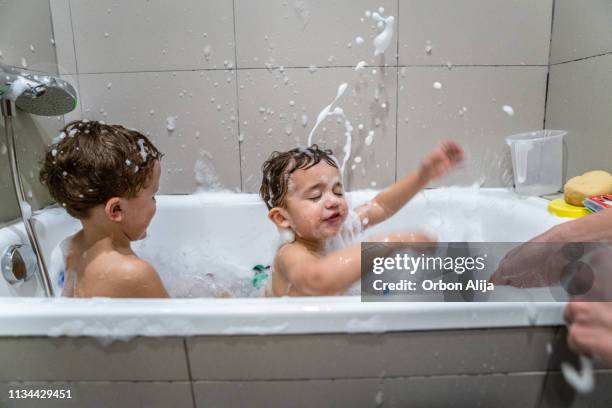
[0,296,565,337]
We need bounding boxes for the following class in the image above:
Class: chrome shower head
[0,63,77,116]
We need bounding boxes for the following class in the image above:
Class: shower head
[0,63,77,116]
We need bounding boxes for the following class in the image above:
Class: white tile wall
[545,54,612,178]
[47,0,554,195]
[69,0,235,74]
[0,110,62,223]
[0,0,61,224]
[186,328,555,380]
[235,0,398,69]
[550,0,612,64]
[193,373,546,408]
[77,70,241,193]
[0,337,189,381]
[0,0,58,74]
[397,66,548,186]
[238,66,397,192]
[49,0,77,75]
[399,0,553,66]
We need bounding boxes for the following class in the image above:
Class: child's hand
[419,141,464,181]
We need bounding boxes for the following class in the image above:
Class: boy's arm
[355,141,463,228]
[278,244,362,296]
[278,232,434,296]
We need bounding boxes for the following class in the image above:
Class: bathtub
[3,188,598,408]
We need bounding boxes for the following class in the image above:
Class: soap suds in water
[137,139,148,161]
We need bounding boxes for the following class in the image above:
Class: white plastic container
[506,130,566,196]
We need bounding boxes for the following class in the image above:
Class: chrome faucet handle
[1,244,37,284]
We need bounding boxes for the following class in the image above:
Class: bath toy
[252,264,270,289]
[583,194,612,213]
[548,198,590,218]
[564,170,612,206]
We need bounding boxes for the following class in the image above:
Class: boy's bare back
[61,231,167,298]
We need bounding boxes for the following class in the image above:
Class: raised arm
[355,141,463,228]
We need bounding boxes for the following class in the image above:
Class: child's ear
[268,207,291,229]
[104,197,123,222]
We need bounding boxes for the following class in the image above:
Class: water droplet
[425,40,433,55]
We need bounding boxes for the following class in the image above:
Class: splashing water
[307,85,352,169]
[502,105,515,116]
[365,130,374,146]
[562,355,595,394]
[354,61,367,71]
[194,150,223,191]
[425,40,433,55]
[166,116,177,132]
[371,13,395,56]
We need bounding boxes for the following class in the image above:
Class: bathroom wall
[545,0,612,178]
[0,0,61,225]
[50,0,553,194]
[0,327,610,407]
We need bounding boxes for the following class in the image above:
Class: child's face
[122,160,161,241]
[283,161,348,241]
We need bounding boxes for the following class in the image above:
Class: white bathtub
[5,188,601,407]
[0,187,569,337]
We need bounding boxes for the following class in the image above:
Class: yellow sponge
[564,170,612,207]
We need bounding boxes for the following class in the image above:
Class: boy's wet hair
[260,144,338,210]
[39,120,162,219]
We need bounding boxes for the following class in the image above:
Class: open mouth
[323,212,342,224]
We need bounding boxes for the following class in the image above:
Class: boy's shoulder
[91,251,156,279]
[87,251,165,297]
[275,241,318,270]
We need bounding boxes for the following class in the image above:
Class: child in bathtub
[259,142,464,296]
[39,120,169,298]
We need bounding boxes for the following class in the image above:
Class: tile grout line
[183,338,197,408]
[47,1,60,78]
[68,63,549,76]
[0,370,557,384]
[47,1,67,128]
[549,51,612,66]
[232,0,244,192]
[394,0,400,183]
[543,0,556,130]
[67,0,82,119]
